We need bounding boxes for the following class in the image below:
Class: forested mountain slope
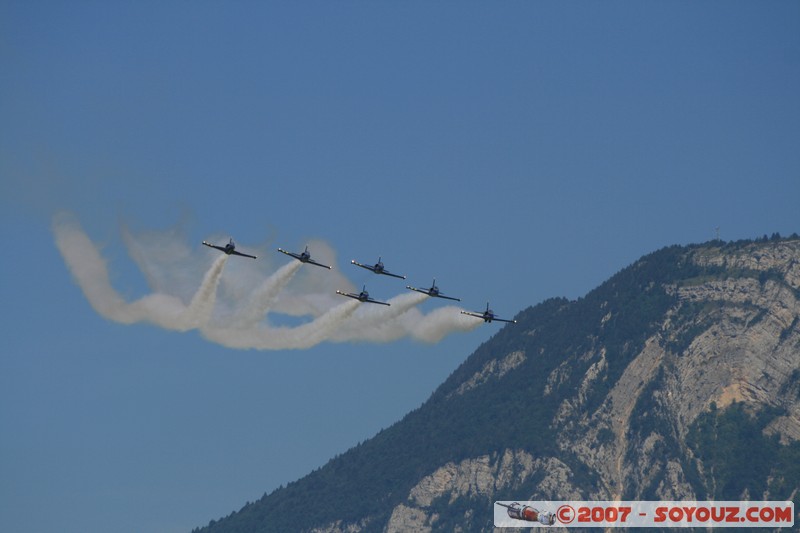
[196,236,800,532]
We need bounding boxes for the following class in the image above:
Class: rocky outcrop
[309,520,370,533]
[385,451,580,532]
[564,241,800,504]
[691,241,800,288]
[671,279,800,435]
[450,351,526,398]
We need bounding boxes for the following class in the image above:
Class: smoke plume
[53,213,484,350]
[53,213,228,331]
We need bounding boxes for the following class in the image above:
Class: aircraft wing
[407,285,460,301]
[351,260,375,272]
[277,248,300,260]
[306,258,332,270]
[460,310,516,323]
[279,248,332,269]
[202,241,226,253]
[352,260,405,279]
[336,290,390,305]
[230,250,257,259]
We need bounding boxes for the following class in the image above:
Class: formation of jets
[203,238,516,322]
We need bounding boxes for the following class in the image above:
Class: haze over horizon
[2,2,798,532]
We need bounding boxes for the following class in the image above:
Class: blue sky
[2,2,799,532]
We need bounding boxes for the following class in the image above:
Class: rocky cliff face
[198,239,800,533]
[317,241,799,533]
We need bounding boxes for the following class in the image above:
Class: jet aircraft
[202,238,257,259]
[495,502,555,525]
[351,257,406,279]
[277,245,332,269]
[406,279,460,301]
[336,285,390,306]
[461,302,516,323]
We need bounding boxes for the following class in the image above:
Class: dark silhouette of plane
[351,257,405,279]
[406,279,460,301]
[277,245,332,269]
[202,238,257,259]
[461,302,516,323]
[336,285,390,306]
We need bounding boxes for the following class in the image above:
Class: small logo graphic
[495,502,556,525]
[556,504,576,524]
[495,501,794,528]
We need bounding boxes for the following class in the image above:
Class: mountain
[195,235,800,532]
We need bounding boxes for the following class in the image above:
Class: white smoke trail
[53,214,137,322]
[330,295,483,344]
[120,222,197,297]
[180,255,228,329]
[201,300,361,350]
[220,260,303,328]
[53,212,490,350]
[409,306,484,342]
[330,292,429,342]
[53,214,228,331]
